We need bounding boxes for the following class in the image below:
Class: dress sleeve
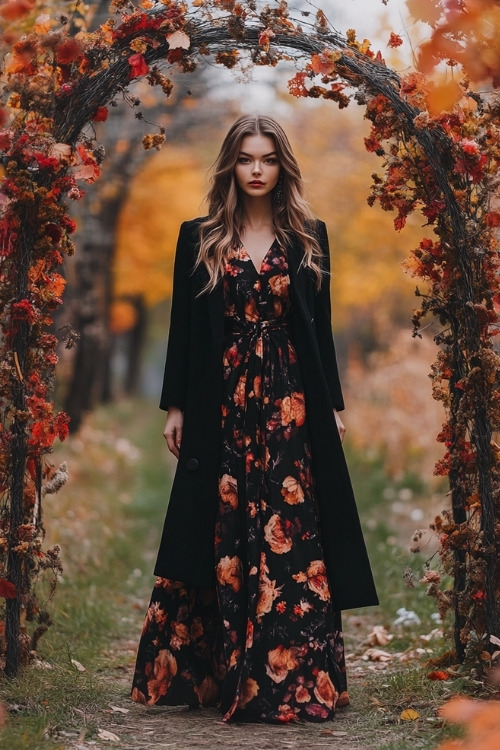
[314,220,345,412]
[159,221,195,411]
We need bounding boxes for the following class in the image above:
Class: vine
[0,0,499,674]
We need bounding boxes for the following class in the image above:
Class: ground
[0,400,473,749]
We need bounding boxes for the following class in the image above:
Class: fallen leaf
[97,729,120,742]
[427,670,451,681]
[401,708,420,721]
[109,704,129,714]
[71,659,86,672]
[362,648,394,662]
[367,625,394,646]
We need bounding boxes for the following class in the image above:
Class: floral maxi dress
[131,240,349,723]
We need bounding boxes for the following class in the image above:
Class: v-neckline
[241,239,276,276]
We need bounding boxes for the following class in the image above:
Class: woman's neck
[240,195,274,230]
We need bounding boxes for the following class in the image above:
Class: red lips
[249,181,264,186]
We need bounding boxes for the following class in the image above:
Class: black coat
[154,218,378,611]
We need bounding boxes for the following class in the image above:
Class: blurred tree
[112,147,208,394]
[287,103,430,353]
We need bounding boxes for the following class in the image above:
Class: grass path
[0,400,466,749]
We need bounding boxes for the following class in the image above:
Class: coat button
[186,458,199,472]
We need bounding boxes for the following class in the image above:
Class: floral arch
[0,0,499,676]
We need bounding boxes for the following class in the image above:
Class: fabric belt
[224,318,289,335]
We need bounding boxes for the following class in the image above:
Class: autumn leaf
[310,49,342,76]
[166,31,190,50]
[427,670,451,680]
[406,0,443,26]
[388,32,403,48]
[128,53,149,79]
[426,80,463,115]
[0,578,17,599]
[0,0,34,21]
[56,39,84,66]
[288,71,308,98]
[400,708,420,721]
[258,28,275,51]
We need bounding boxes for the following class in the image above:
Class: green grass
[0,399,169,749]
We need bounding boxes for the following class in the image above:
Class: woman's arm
[314,220,345,414]
[159,222,195,412]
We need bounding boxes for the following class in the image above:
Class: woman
[131,115,378,723]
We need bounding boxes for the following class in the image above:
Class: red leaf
[128,53,149,79]
[0,579,17,599]
[0,0,34,21]
[388,32,403,48]
[92,106,108,122]
[56,39,84,66]
[427,670,451,681]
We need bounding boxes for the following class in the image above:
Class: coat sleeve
[159,221,195,411]
[314,220,345,412]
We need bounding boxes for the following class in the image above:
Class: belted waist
[224,317,289,335]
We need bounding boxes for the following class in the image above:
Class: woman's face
[234,134,281,199]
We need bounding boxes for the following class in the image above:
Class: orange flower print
[233,375,247,407]
[292,570,307,583]
[255,336,263,358]
[195,675,219,706]
[281,475,305,505]
[306,560,331,602]
[219,474,238,511]
[280,392,306,427]
[216,555,243,592]
[265,645,300,683]
[264,514,293,554]
[238,678,259,708]
[252,374,261,400]
[277,703,299,722]
[313,670,338,709]
[269,274,290,297]
[296,685,311,703]
[244,297,259,322]
[246,618,254,648]
[257,573,283,619]
[170,621,190,650]
[142,601,167,635]
[145,649,178,704]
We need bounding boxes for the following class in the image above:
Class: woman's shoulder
[179,216,209,237]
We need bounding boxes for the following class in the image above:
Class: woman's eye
[238,157,250,163]
[265,158,278,164]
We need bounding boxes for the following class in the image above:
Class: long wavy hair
[196,114,324,292]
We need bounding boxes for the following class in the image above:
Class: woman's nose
[252,162,262,174]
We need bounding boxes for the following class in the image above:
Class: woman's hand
[334,409,346,443]
[163,407,184,459]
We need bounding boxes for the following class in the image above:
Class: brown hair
[195,114,323,292]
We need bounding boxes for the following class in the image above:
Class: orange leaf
[0,0,34,20]
[427,670,451,681]
[310,49,342,76]
[400,708,420,720]
[426,80,462,115]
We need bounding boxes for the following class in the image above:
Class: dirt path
[71,613,402,750]
[90,643,377,750]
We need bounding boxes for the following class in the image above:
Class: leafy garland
[0,0,499,674]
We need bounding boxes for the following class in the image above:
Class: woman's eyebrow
[238,150,278,157]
